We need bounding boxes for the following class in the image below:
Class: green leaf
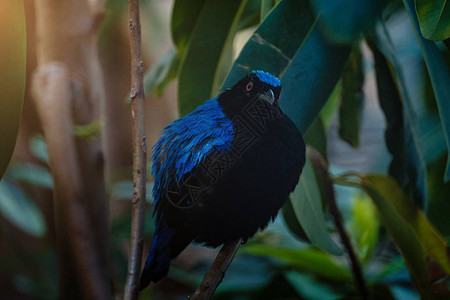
[368,256,407,284]
[427,155,450,237]
[320,82,342,128]
[222,0,352,134]
[404,0,450,181]
[336,174,450,299]
[0,1,26,179]
[372,25,428,206]
[309,0,387,43]
[242,245,351,281]
[6,163,53,189]
[282,198,310,243]
[289,157,343,255]
[369,39,408,189]
[236,0,262,31]
[260,0,275,20]
[284,271,340,299]
[222,0,316,91]
[143,48,180,97]
[30,135,49,164]
[304,117,328,160]
[0,180,46,237]
[338,45,364,147]
[349,193,379,262]
[177,0,247,115]
[416,0,450,41]
[279,29,351,134]
[171,0,207,54]
[73,118,102,140]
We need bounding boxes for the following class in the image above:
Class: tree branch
[190,239,242,300]
[307,146,369,300]
[124,0,147,299]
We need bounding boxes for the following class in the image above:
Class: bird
[140,70,306,289]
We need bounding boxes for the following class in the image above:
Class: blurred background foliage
[1,0,450,299]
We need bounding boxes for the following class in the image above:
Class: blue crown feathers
[252,70,281,87]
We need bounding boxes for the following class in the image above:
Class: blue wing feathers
[140,221,175,287]
[152,98,233,209]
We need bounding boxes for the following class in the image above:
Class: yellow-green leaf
[0,0,26,179]
[416,0,450,41]
[337,174,450,299]
[242,245,351,281]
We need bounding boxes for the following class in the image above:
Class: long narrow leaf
[222,0,351,134]
[243,245,351,281]
[171,0,207,54]
[404,0,450,181]
[338,45,364,147]
[369,40,408,188]
[373,24,428,206]
[178,0,247,115]
[309,0,387,43]
[337,174,450,299]
[289,157,343,255]
[222,0,317,90]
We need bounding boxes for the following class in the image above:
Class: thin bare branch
[124,0,147,299]
[307,146,369,300]
[190,239,242,300]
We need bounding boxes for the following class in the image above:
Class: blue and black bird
[140,70,305,289]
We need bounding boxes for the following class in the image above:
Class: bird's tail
[140,221,192,290]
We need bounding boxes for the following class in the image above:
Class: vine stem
[307,146,369,300]
[124,0,147,299]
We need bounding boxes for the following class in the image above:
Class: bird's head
[218,70,282,118]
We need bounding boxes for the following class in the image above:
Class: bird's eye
[246,82,253,91]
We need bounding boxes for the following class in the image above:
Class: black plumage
[141,71,305,289]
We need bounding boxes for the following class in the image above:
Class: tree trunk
[32,0,113,299]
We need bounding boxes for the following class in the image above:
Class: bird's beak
[258,89,275,105]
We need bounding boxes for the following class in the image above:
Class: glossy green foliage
[282,198,310,242]
[416,0,450,41]
[282,120,329,247]
[284,271,341,300]
[337,174,450,299]
[372,25,428,206]
[171,0,207,54]
[0,1,26,180]
[223,0,351,134]
[176,0,248,115]
[242,245,351,281]
[222,0,316,90]
[309,0,387,43]
[404,0,450,182]
[427,156,450,237]
[338,46,364,147]
[369,40,409,189]
[288,157,343,255]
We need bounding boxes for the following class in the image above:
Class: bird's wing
[151,98,234,210]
